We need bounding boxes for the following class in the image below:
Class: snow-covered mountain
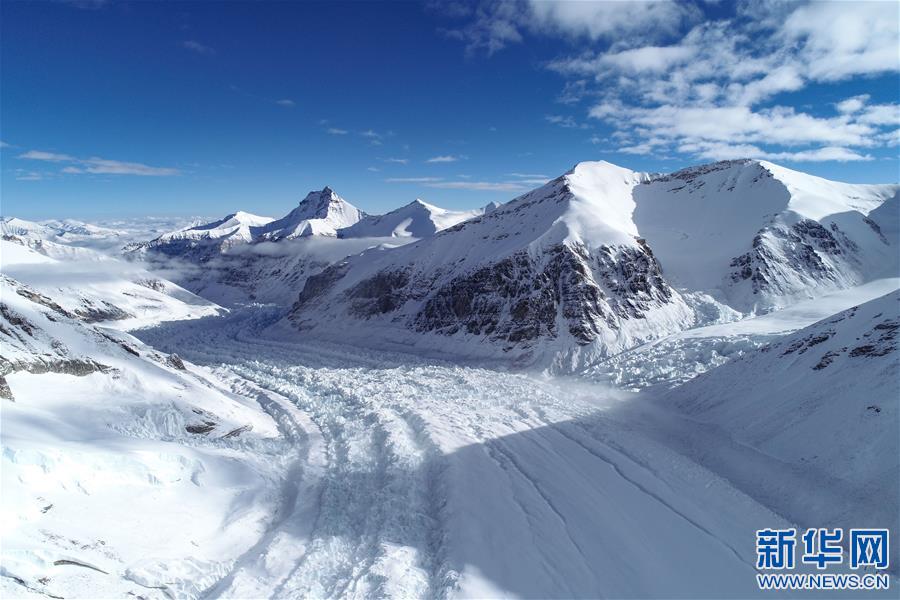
[156,211,275,244]
[634,159,898,312]
[1,238,221,328]
[255,187,364,240]
[129,190,488,305]
[286,159,898,370]
[288,161,697,369]
[661,290,899,560]
[340,199,483,238]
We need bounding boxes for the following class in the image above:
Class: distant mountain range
[5,158,897,369]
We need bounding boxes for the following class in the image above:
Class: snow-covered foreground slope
[4,289,897,597]
[130,309,787,598]
[123,303,898,598]
[591,290,900,578]
[662,290,899,547]
[1,239,221,329]
[0,277,300,598]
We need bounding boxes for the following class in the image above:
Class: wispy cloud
[442,0,693,56]
[15,170,45,181]
[426,154,466,163]
[19,149,181,176]
[385,174,542,192]
[327,128,349,135]
[383,157,409,165]
[275,99,296,108]
[367,166,380,172]
[385,177,444,183]
[425,180,528,192]
[507,172,549,179]
[19,150,75,162]
[182,40,216,55]
[544,114,586,129]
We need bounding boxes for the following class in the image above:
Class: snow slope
[0,276,300,599]
[1,239,221,329]
[340,199,482,238]
[156,211,274,245]
[132,306,824,599]
[659,290,899,570]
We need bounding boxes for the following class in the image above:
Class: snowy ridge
[340,199,482,238]
[1,239,221,329]
[157,211,275,244]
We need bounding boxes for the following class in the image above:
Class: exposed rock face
[727,218,874,310]
[292,226,691,369]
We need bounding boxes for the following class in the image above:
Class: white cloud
[507,172,549,178]
[367,166,380,172]
[444,0,696,56]
[327,128,349,135]
[0,140,9,148]
[386,177,445,183]
[275,99,296,107]
[426,155,465,163]
[545,114,585,129]
[857,104,900,127]
[19,149,180,176]
[679,141,872,163]
[836,95,870,114]
[781,1,899,81]
[383,157,409,165]
[538,1,900,164]
[425,180,529,192]
[600,45,695,74]
[80,157,181,176]
[182,40,215,55]
[19,150,75,162]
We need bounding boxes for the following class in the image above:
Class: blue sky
[2,0,898,220]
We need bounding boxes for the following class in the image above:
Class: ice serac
[634,159,899,312]
[288,161,695,370]
[340,199,482,238]
[256,186,365,240]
